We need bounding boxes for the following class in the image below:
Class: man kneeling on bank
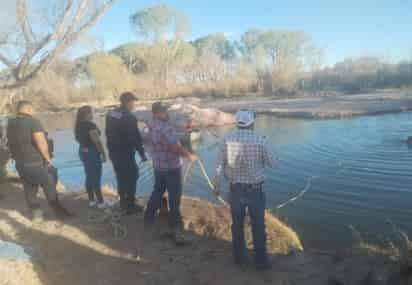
[215,110,277,271]
[7,100,72,221]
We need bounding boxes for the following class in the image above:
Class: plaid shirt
[148,119,182,171]
[216,129,277,185]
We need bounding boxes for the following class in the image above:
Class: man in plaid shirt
[216,110,276,270]
[144,102,198,245]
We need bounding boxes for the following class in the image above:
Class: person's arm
[262,139,277,168]
[33,132,52,165]
[89,130,107,162]
[140,120,152,146]
[125,116,147,161]
[135,128,147,161]
[163,126,197,161]
[214,140,227,193]
[166,141,198,161]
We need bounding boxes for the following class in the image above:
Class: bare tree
[130,4,191,97]
[0,0,116,92]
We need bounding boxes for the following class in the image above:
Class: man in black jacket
[106,92,147,215]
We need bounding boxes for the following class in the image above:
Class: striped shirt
[216,129,277,185]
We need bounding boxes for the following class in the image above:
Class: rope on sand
[87,208,127,240]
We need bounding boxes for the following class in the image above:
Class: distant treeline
[1,3,411,111]
[301,57,412,94]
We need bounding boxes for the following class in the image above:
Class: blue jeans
[230,183,268,267]
[144,168,183,230]
[79,147,103,203]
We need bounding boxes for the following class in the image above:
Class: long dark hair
[74,105,92,142]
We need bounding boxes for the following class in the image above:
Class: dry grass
[182,197,303,255]
[350,222,412,262]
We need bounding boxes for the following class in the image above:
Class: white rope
[276,175,318,209]
[183,161,195,184]
[275,161,347,210]
[197,159,229,207]
[87,208,127,240]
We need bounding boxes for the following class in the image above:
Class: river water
[49,112,412,248]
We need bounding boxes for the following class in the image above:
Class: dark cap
[120,92,138,106]
[152,101,169,114]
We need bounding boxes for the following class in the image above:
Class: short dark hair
[120,92,138,106]
[16,100,33,113]
[152,101,168,114]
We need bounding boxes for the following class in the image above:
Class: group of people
[6,91,276,271]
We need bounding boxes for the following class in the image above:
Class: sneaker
[89,201,97,208]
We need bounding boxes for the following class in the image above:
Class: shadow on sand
[0,177,361,285]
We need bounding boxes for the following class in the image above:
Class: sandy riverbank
[1,176,411,285]
[205,91,412,119]
[0,177,302,285]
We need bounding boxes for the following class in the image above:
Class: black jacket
[105,107,146,159]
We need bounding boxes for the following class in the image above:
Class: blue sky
[87,1,410,66]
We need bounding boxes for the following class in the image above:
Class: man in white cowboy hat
[215,110,277,271]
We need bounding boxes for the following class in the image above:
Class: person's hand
[101,153,107,163]
[141,155,148,162]
[45,159,54,169]
[188,153,198,162]
[213,177,221,195]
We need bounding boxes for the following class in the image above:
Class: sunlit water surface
[47,112,412,248]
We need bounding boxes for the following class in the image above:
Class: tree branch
[0,52,14,68]
[16,0,35,44]
[50,0,74,41]
[62,0,116,47]
[0,0,117,90]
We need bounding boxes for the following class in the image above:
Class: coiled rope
[87,207,127,240]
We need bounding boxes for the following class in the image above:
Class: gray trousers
[15,161,58,210]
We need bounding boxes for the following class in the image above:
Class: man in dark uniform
[7,100,71,221]
[106,92,148,215]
